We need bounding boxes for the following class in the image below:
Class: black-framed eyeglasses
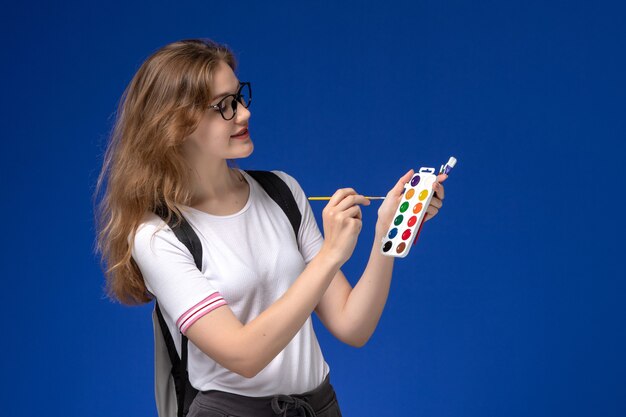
[208,81,252,121]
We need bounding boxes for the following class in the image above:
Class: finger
[429,197,443,209]
[424,210,435,222]
[425,205,438,220]
[390,169,414,196]
[328,188,357,207]
[432,181,445,200]
[343,204,362,220]
[436,173,448,183]
[399,168,414,187]
[336,194,370,212]
[402,168,415,180]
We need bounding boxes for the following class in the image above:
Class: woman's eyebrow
[212,81,241,100]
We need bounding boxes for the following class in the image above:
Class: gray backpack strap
[152,306,178,417]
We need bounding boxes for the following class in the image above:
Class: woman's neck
[189,162,245,204]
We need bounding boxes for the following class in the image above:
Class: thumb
[389,168,414,195]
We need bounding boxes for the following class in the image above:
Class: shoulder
[134,211,168,241]
[269,169,304,195]
[131,211,181,257]
[269,169,294,183]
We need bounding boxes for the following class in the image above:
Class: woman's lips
[231,128,249,138]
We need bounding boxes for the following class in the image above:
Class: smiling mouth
[231,128,248,137]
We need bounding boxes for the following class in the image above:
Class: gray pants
[187,372,343,417]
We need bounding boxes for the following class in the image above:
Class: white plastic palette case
[380,167,437,258]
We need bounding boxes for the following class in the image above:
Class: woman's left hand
[424,173,447,222]
[375,169,448,234]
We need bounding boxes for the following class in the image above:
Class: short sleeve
[271,170,325,264]
[131,216,228,335]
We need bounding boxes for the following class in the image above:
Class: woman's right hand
[320,188,371,266]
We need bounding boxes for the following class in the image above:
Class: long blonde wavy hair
[93,38,240,306]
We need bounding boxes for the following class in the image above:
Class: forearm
[242,246,341,376]
[341,225,395,346]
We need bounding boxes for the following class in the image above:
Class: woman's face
[182,60,253,163]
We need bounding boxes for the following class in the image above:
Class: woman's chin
[232,138,253,156]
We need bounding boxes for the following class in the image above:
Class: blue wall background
[2,1,624,416]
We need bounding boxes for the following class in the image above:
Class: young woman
[94,38,447,417]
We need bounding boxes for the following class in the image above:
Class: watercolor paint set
[380,156,457,258]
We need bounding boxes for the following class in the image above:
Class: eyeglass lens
[219,83,251,120]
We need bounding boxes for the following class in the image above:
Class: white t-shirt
[131,169,330,396]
